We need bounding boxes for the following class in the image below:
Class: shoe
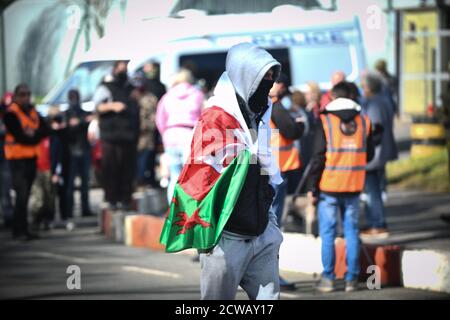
[360,228,389,239]
[317,277,335,293]
[65,221,76,231]
[279,276,296,291]
[345,280,359,292]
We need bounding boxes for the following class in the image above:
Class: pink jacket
[156,82,204,148]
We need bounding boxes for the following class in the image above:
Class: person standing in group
[360,73,397,238]
[374,59,399,117]
[3,84,50,240]
[306,82,375,293]
[132,79,159,189]
[290,90,316,175]
[93,61,140,210]
[320,71,346,110]
[269,74,304,291]
[155,69,203,203]
[65,89,93,217]
[142,61,167,188]
[0,92,14,228]
[304,81,322,119]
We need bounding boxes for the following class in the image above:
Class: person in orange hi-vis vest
[305,82,375,293]
[269,74,304,291]
[3,84,51,240]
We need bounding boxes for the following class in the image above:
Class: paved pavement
[1,187,450,300]
[0,223,449,300]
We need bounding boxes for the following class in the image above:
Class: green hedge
[386,150,450,192]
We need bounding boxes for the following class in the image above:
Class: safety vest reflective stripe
[4,103,41,160]
[319,113,370,193]
[324,165,367,171]
[270,119,301,172]
[279,143,294,151]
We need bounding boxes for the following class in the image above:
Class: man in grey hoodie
[199,43,284,300]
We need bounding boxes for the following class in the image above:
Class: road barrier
[410,116,447,158]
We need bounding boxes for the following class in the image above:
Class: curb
[401,249,450,294]
[279,232,402,287]
[124,214,166,250]
[100,212,449,293]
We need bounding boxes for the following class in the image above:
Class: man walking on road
[160,43,284,300]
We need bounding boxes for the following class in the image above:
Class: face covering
[248,79,274,114]
[21,103,32,112]
[115,71,128,85]
[145,70,157,80]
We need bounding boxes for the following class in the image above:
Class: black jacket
[3,106,50,146]
[98,81,140,144]
[306,109,375,197]
[223,96,275,236]
[271,101,304,140]
[65,105,91,155]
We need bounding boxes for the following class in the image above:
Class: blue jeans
[364,169,386,228]
[66,152,91,216]
[270,173,287,227]
[137,149,153,185]
[318,193,360,281]
[165,147,186,203]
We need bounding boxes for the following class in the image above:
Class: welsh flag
[160,105,251,253]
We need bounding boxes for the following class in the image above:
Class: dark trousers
[0,158,13,226]
[137,149,157,186]
[10,158,37,236]
[66,152,91,216]
[101,142,137,205]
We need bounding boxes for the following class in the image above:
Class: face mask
[248,79,274,114]
[21,103,32,112]
[145,70,157,80]
[115,71,128,84]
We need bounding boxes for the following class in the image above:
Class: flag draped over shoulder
[160,105,250,253]
[160,72,281,253]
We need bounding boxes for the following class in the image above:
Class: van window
[179,48,291,92]
[290,45,355,86]
[47,60,117,105]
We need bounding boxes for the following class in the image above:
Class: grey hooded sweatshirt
[223,43,282,237]
[226,42,281,130]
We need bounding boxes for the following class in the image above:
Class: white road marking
[280,292,300,299]
[122,266,181,279]
[33,251,92,264]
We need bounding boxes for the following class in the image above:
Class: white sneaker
[66,221,76,231]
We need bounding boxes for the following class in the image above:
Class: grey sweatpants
[200,217,283,300]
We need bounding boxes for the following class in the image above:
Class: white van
[38,9,367,113]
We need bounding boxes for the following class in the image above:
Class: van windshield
[179,48,290,92]
[290,45,357,87]
[45,60,117,105]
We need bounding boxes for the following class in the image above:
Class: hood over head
[325,98,362,123]
[226,43,281,104]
